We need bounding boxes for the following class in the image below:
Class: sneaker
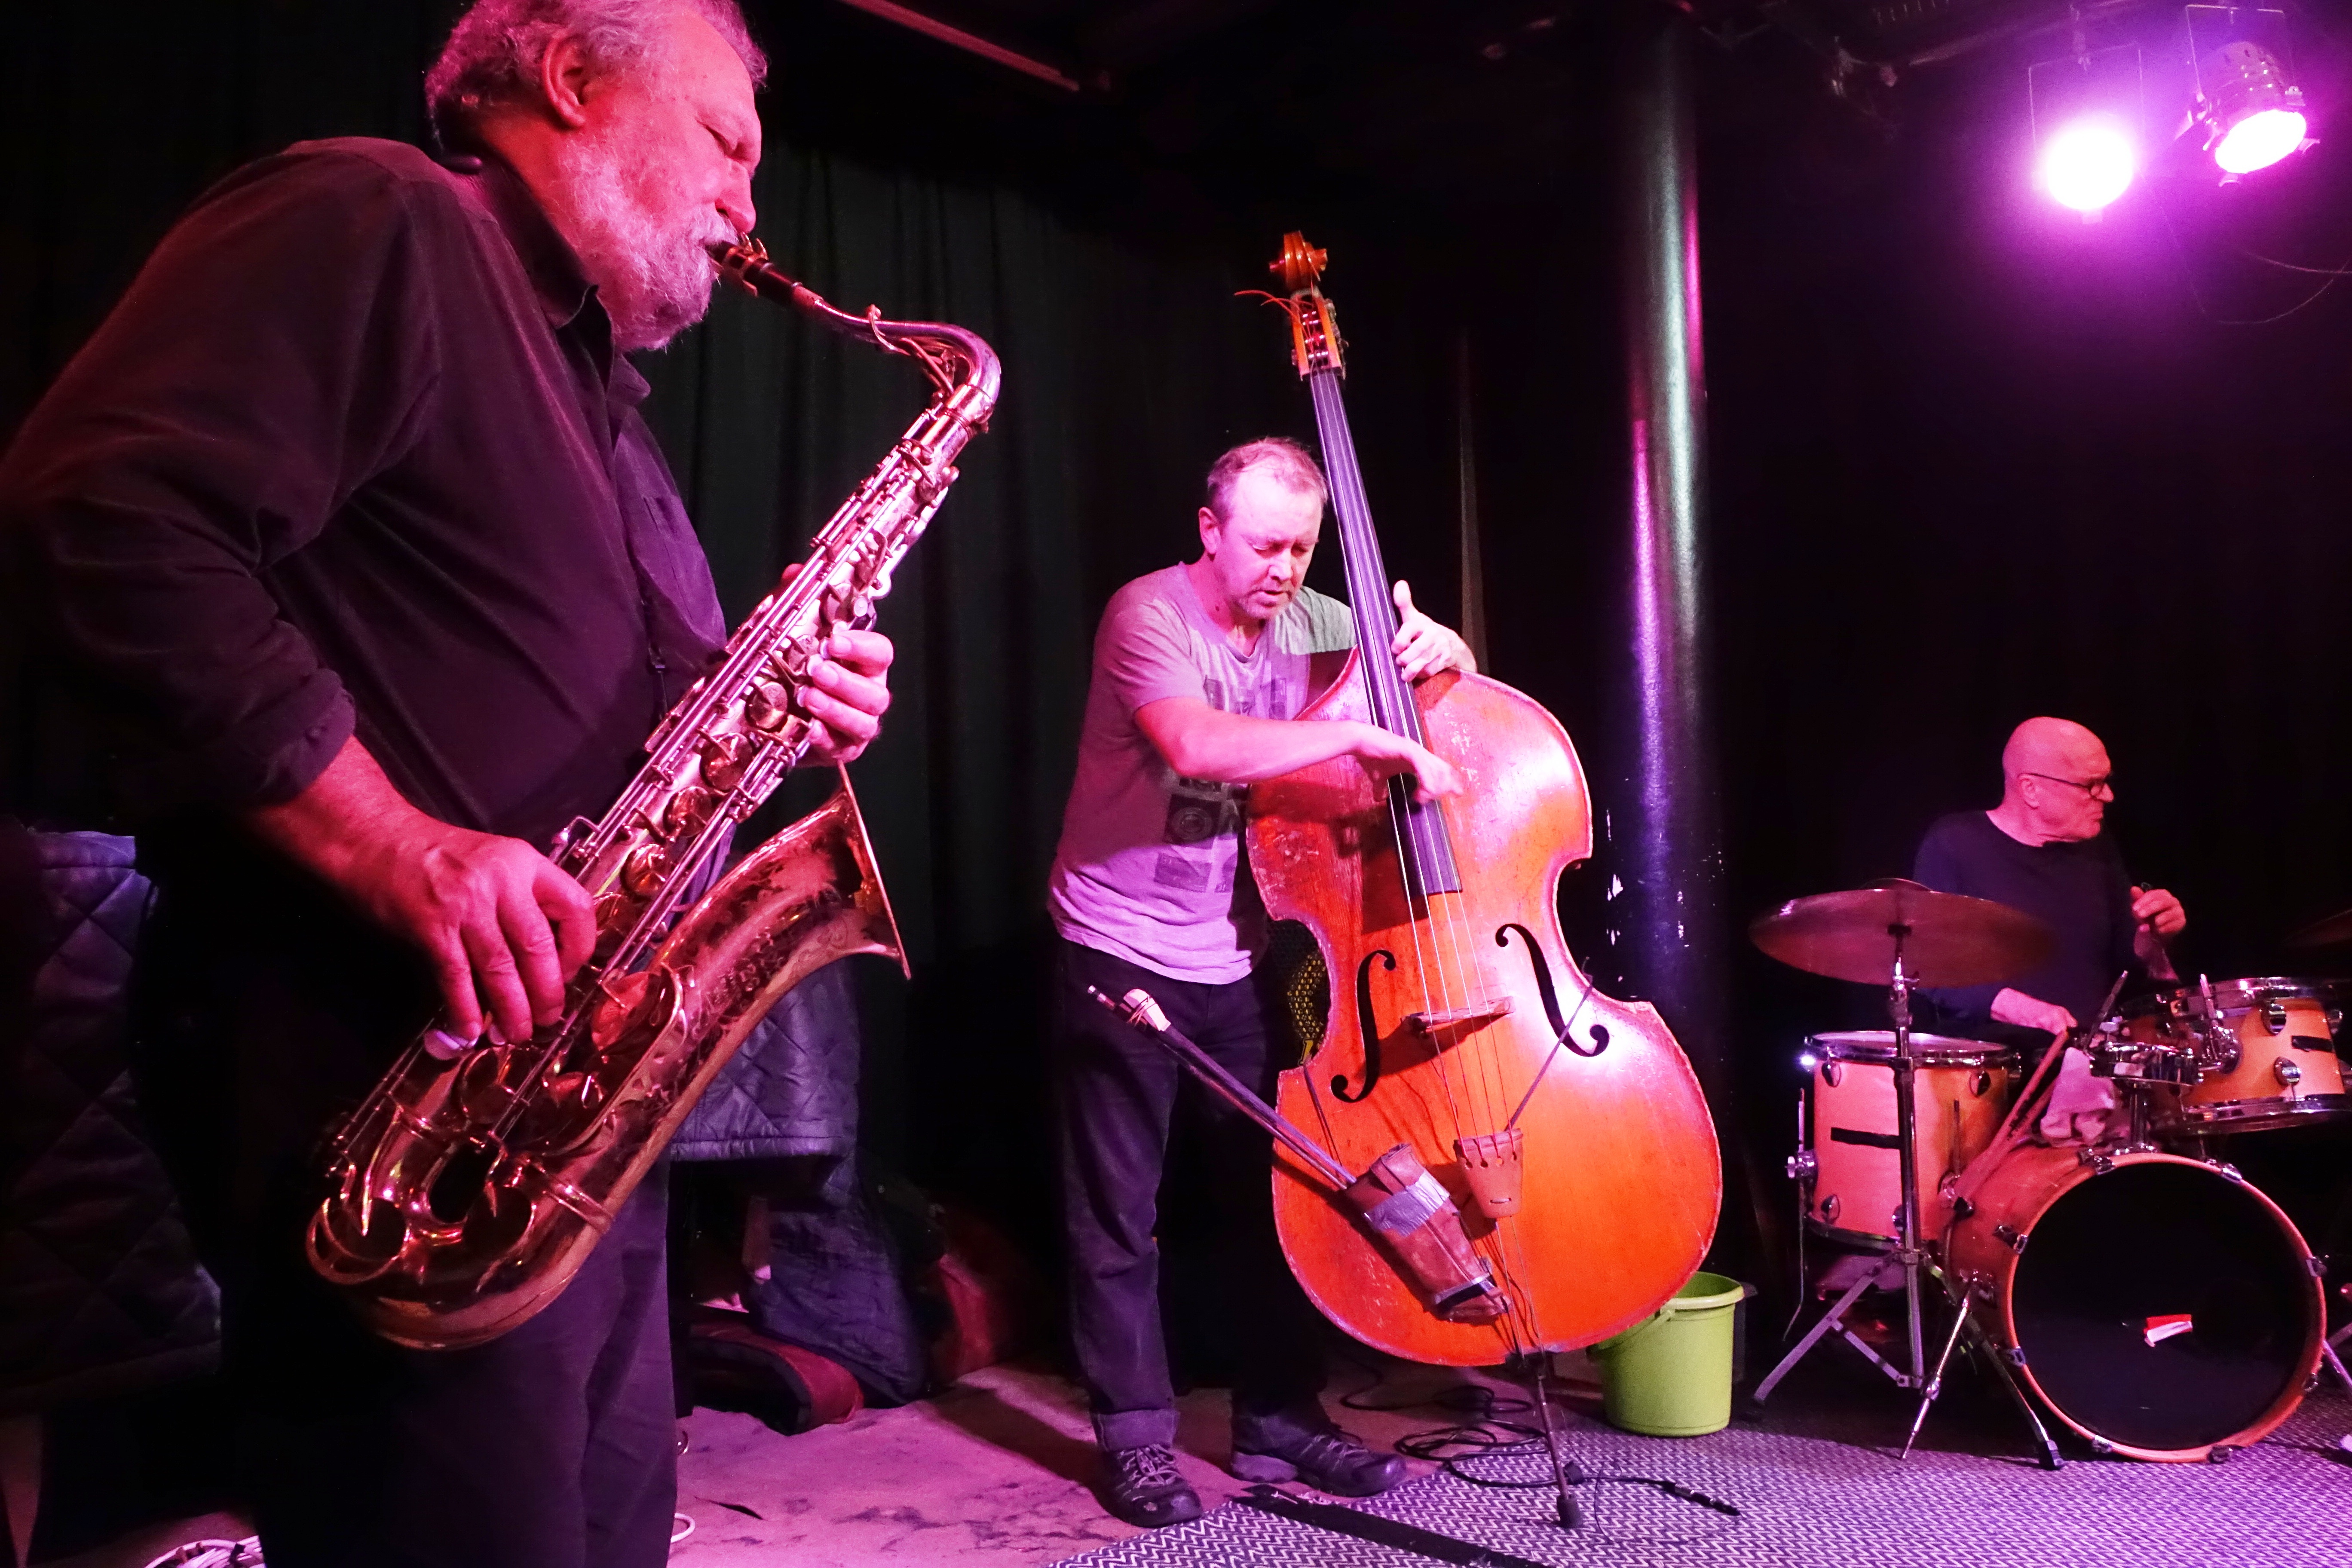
[1101,1443,1204,1528]
[1231,1427,1407,1497]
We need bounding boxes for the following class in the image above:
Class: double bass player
[1044,437,1475,1527]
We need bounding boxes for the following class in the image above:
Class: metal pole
[1610,9,1728,1113]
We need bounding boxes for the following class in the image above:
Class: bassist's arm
[1134,698,1461,800]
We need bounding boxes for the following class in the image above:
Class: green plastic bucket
[1589,1273,1751,1437]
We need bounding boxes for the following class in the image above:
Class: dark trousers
[130,879,678,1568]
[1049,937,1328,1452]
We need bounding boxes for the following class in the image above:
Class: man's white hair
[426,0,768,147]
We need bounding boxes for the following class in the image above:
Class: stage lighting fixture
[2040,117,2138,211]
[2195,38,2306,175]
[2028,44,2148,217]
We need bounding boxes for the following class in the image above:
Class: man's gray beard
[551,138,727,352]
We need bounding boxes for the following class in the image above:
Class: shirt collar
[442,150,598,331]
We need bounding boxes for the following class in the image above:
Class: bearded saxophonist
[0,4,894,1564]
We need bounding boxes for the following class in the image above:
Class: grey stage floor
[1072,1356,2352,1568]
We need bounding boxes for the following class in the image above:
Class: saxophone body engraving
[304,241,1001,1349]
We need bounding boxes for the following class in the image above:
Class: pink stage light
[2038,119,2137,213]
[2198,40,2308,179]
[2213,107,2307,175]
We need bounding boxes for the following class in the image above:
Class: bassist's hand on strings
[1349,725,1465,802]
[1390,579,1476,682]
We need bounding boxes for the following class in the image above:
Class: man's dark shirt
[0,138,726,855]
[0,140,730,1159]
[1912,809,2140,1040]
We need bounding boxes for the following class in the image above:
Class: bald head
[1991,716,2113,845]
[2002,717,2105,782]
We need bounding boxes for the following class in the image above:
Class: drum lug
[1821,1060,1843,1088]
[1819,1193,1841,1223]
[2262,999,2288,1035]
[1785,1149,1818,1185]
[2075,1148,2114,1175]
[1950,1195,1975,1222]
[2207,1443,2237,1464]
[1994,1222,2027,1254]
[2308,1253,2329,1279]
[2003,1344,2027,1369]
[2088,1436,2113,1456]
[2273,1058,2303,1090]
[2214,1161,2244,1184]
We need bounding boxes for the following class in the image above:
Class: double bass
[1246,235,1721,1365]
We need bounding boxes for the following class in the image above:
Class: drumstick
[2131,881,2181,983]
[1951,971,2129,1209]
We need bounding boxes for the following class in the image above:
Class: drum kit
[1749,879,2351,1466]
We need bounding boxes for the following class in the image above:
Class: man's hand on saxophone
[799,622,897,766]
[242,737,596,1047]
[242,622,897,1045]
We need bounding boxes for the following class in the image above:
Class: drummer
[1912,717,2187,1139]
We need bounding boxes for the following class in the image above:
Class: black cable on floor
[1444,1442,1743,1518]
[1335,1350,1744,1520]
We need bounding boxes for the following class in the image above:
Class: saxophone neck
[709,238,1000,421]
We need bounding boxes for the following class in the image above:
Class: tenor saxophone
[303,239,1001,1350]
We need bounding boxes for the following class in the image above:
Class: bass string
[1306,376,1538,1330]
[1309,372,1490,1138]
[1320,412,1504,1136]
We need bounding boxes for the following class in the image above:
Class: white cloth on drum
[2037,1046,2127,1144]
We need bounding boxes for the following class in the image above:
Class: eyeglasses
[2022,772,2113,799]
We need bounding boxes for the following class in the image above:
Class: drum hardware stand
[1757,930,2069,1467]
[1897,1259,2065,1468]
[1748,883,2074,1463]
[2324,1317,2352,1393]
[1756,930,1929,1405]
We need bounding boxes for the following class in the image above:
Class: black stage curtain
[12,3,2352,1295]
[0,2,1320,1246]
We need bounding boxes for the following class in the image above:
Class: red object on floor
[924,1206,1041,1384]
[689,1315,865,1429]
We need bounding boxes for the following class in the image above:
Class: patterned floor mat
[1065,1385,2352,1567]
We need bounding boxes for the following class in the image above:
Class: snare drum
[1947,1146,2323,1460]
[2118,978,2349,1134]
[1796,1032,2015,1249]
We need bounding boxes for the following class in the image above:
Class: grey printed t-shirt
[1048,564,1356,984]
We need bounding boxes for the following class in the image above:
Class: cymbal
[1750,879,2057,988]
[2287,906,2352,950]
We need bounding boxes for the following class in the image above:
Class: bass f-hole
[1338,948,1398,1102]
[1497,923,1610,1059]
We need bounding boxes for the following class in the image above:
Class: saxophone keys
[745,678,794,732]
[662,786,721,839]
[590,972,649,1050]
[700,732,752,791]
[621,842,670,897]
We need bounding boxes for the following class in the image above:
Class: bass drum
[1948,1147,2322,1461]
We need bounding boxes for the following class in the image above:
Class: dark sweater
[1911,809,2141,1037]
